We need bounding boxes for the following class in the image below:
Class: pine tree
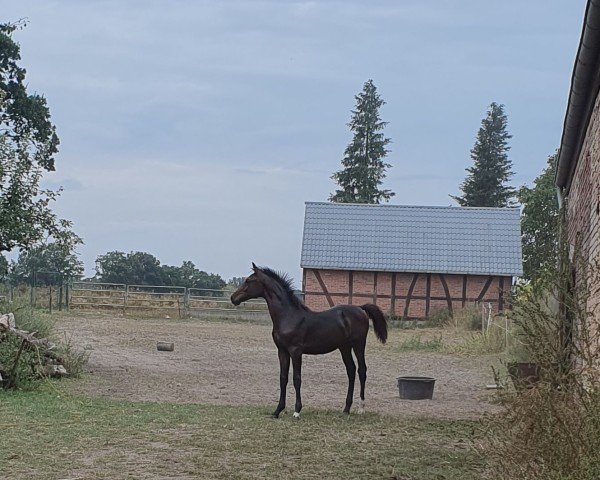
[330,79,394,204]
[451,103,515,207]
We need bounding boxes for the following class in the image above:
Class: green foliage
[8,238,84,286]
[95,251,163,285]
[396,334,443,352]
[447,324,507,356]
[0,21,75,253]
[330,79,394,204]
[0,334,40,389]
[482,217,600,479]
[446,305,483,331]
[518,153,559,281]
[426,308,453,327]
[0,301,53,388]
[0,253,7,280]
[95,251,225,289]
[0,298,55,338]
[451,103,515,207]
[227,276,245,288]
[54,334,90,377]
[161,260,225,290]
[0,300,88,387]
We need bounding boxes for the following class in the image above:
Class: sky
[2,0,587,283]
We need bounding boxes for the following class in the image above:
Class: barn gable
[301,202,523,277]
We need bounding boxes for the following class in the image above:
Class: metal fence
[0,282,69,313]
[68,282,269,318]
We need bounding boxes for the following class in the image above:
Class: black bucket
[397,376,436,400]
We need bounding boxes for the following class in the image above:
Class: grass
[0,386,485,480]
[395,334,444,352]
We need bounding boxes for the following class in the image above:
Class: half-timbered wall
[303,268,512,318]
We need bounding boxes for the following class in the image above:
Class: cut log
[0,313,15,331]
[7,328,52,349]
[157,342,174,352]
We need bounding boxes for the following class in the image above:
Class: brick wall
[303,268,512,318]
[566,89,600,346]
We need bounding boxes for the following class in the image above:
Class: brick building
[556,0,600,322]
[300,202,522,319]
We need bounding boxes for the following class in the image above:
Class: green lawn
[0,385,485,480]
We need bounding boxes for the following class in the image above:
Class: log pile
[0,313,69,388]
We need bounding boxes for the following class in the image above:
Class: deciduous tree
[518,153,559,281]
[9,236,84,286]
[0,20,73,252]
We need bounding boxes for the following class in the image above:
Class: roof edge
[556,0,600,191]
[300,264,522,277]
[305,201,521,212]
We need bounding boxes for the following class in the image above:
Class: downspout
[556,186,564,211]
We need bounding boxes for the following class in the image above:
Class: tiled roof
[301,202,523,276]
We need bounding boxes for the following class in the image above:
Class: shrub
[426,308,453,327]
[480,233,600,479]
[448,304,485,331]
[0,300,89,388]
[447,314,509,356]
[396,334,443,352]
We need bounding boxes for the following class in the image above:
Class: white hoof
[293,412,300,418]
[357,400,365,414]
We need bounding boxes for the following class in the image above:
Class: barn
[300,202,523,319]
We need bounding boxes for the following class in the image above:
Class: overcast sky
[3,0,586,283]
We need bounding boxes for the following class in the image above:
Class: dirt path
[57,312,500,419]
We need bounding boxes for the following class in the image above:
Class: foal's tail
[360,304,388,344]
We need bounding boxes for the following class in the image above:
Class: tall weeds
[482,225,600,479]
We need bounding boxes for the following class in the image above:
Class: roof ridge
[304,201,520,211]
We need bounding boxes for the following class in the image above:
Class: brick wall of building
[566,89,600,343]
[303,268,512,318]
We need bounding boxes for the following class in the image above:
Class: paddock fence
[68,282,269,319]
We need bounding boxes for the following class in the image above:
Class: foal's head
[230,263,266,305]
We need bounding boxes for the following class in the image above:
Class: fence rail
[67,282,269,318]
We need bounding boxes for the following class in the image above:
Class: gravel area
[58,312,501,419]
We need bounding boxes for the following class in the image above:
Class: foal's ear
[252,262,259,271]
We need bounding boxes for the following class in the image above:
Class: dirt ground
[57,312,501,419]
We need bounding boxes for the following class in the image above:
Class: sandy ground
[57,312,501,419]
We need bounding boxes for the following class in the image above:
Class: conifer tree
[451,103,515,207]
[330,80,394,204]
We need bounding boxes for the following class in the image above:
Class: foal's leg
[353,341,367,414]
[291,352,303,418]
[273,348,290,418]
[340,346,356,414]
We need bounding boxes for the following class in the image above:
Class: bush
[447,314,509,356]
[0,300,89,389]
[480,235,600,479]
[396,334,443,352]
[447,304,484,331]
[426,308,453,327]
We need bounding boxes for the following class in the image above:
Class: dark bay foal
[231,263,387,418]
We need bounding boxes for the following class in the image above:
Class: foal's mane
[260,267,309,311]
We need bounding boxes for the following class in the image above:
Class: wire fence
[0,280,270,319]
